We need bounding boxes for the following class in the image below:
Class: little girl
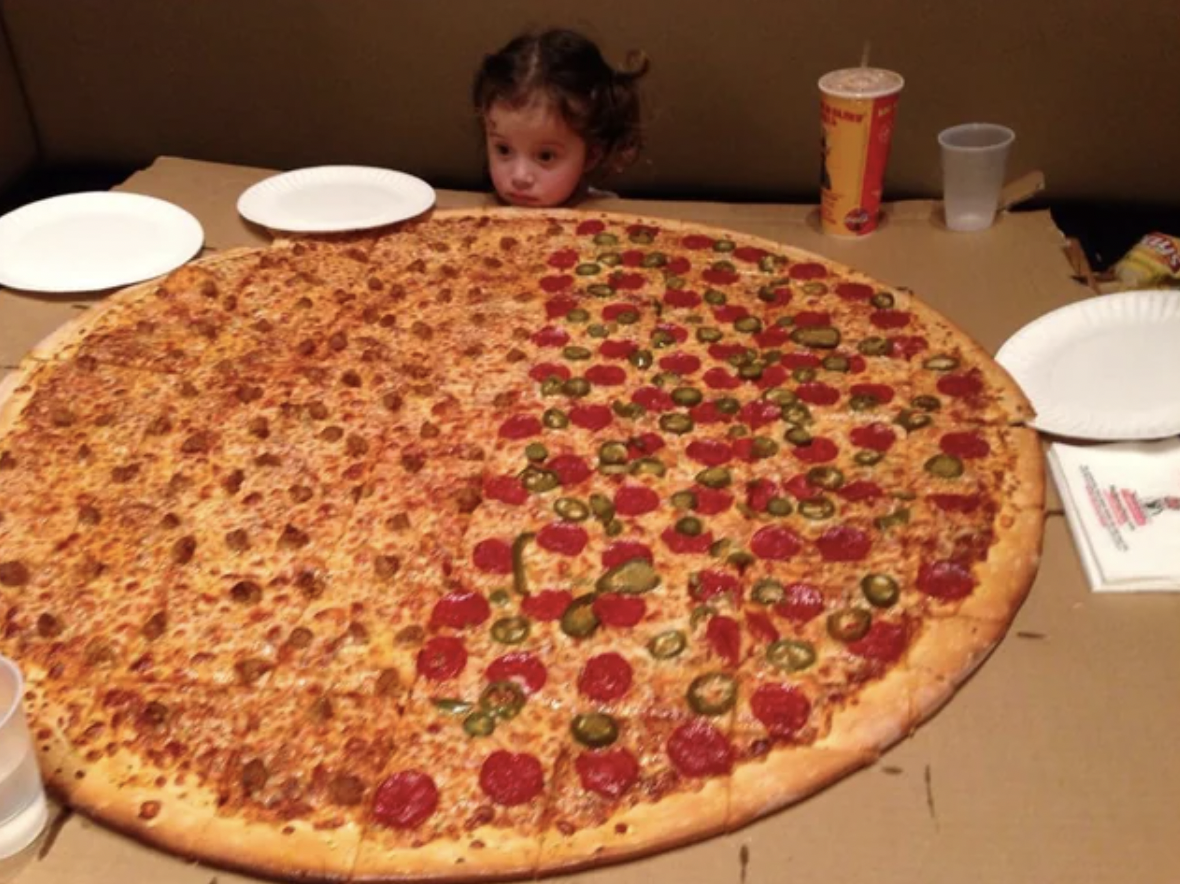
[472,29,650,208]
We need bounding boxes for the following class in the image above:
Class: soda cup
[818,67,904,237]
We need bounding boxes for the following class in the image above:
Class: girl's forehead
[487,100,579,138]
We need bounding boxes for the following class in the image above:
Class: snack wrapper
[1113,233,1180,289]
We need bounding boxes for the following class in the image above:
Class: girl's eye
[493,143,511,157]
[538,150,557,164]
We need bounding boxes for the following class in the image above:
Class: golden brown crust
[537,778,729,875]
[725,746,869,830]
[353,826,540,882]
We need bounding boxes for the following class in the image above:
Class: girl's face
[485,100,593,208]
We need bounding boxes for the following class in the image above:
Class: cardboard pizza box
[2,155,1176,884]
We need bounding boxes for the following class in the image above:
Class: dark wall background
[1,0,1178,205]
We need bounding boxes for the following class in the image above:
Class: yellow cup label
[820,92,900,236]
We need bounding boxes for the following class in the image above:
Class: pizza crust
[537,777,729,875]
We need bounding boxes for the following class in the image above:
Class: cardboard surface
[3,157,1177,884]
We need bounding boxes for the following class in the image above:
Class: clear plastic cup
[938,123,1015,232]
[0,657,48,861]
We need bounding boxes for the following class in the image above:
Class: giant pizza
[0,208,1044,880]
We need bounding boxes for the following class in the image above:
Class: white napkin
[1048,439,1180,592]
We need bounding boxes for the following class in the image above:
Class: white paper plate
[237,166,436,233]
[996,289,1180,440]
[0,192,204,293]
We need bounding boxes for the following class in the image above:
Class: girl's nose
[510,161,535,189]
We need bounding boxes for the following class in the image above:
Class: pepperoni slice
[686,439,733,466]
[599,339,638,360]
[484,474,528,505]
[616,250,641,267]
[417,636,467,681]
[548,454,591,486]
[746,612,779,644]
[928,494,982,514]
[708,342,748,362]
[739,399,781,429]
[578,653,633,701]
[940,432,991,459]
[937,370,984,399]
[611,272,645,291]
[548,248,578,269]
[593,593,647,627]
[585,365,627,386]
[631,386,674,412]
[499,415,541,439]
[614,485,660,516]
[569,404,613,431]
[754,364,789,390]
[540,276,574,295]
[429,591,491,630]
[654,323,688,343]
[816,526,872,562]
[787,262,827,280]
[666,256,691,275]
[544,295,578,320]
[664,289,702,309]
[603,302,641,322]
[870,309,911,329]
[848,621,909,663]
[576,219,605,235]
[529,362,571,383]
[661,526,714,554]
[791,437,839,463]
[793,311,831,328]
[486,651,548,694]
[751,684,811,738]
[703,368,742,390]
[473,538,512,574]
[626,432,665,459]
[781,355,821,374]
[850,423,896,452]
[537,523,589,556]
[694,569,740,602]
[774,583,825,623]
[706,615,741,667]
[681,234,714,250]
[754,327,790,348]
[850,383,895,404]
[746,479,779,513]
[838,481,884,502]
[733,246,769,263]
[689,402,732,425]
[667,720,733,777]
[847,354,868,373]
[576,748,640,798]
[712,304,749,323]
[602,540,654,569]
[480,751,544,807]
[659,352,701,375]
[692,486,733,515]
[750,525,803,561]
[836,282,873,300]
[531,326,570,348]
[889,335,928,359]
[521,590,572,622]
[373,771,439,830]
[784,473,821,500]
[703,268,739,286]
[917,560,976,599]
[795,382,840,405]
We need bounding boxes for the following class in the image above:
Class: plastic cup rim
[0,655,24,731]
[938,123,1016,152]
[817,67,905,100]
